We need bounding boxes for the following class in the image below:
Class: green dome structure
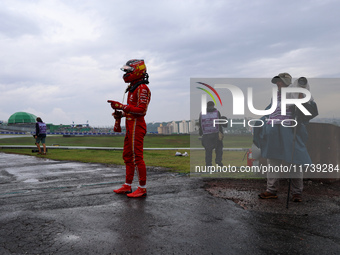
[8,112,37,124]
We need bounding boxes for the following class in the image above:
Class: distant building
[157,120,191,134]
[169,121,179,134]
[189,119,198,132]
[157,124,169,134]
[178,120,189,134]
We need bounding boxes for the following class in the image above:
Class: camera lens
[298,77,307,87]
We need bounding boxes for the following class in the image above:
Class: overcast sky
[1,0,339,126]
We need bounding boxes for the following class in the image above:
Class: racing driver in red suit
[108,59,151,198]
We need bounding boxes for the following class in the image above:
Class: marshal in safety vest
[37,122,47,135]
[200,110,219,135]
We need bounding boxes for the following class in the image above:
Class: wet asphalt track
[1,152,340,255]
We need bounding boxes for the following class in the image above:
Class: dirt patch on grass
[204,178,340,215]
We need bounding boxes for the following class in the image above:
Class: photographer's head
[272,72,292,90]
[36,117,43,123]
[207,101,215,111]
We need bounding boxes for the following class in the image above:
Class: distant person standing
[35,117,47,155]
[199,101,227,167]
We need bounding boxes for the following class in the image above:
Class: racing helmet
[121,59,147,83]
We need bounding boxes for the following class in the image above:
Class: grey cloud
[0,10,41,38]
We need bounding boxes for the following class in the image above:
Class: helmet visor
[120,65,134,73]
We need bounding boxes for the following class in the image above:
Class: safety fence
[0,131,27,135]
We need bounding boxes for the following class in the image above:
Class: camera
[298,77,307,87]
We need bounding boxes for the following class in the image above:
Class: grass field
[0,134,190,148]
[0,134,253,173]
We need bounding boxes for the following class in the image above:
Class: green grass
[0,134,253,173]
[0,134,190,148]
[0,148,191,173]
[191,134,253,148]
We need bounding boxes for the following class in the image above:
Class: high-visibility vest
[201,110,219,135]
[38,122,47,135]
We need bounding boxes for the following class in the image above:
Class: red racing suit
[122,83,151,186]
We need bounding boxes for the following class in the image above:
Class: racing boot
[114,184,132,194]
[127,187,147,198]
